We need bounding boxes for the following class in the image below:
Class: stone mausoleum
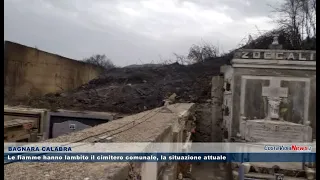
[221,36,316,179]
[221,37,316,142]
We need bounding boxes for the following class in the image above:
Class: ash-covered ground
[8,56,230,114]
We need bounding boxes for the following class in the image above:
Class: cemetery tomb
[221,36,316,179]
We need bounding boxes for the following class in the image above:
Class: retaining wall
[4,41,103,100]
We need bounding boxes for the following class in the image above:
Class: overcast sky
[4,0,280,66]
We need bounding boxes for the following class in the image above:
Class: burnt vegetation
[84,54,115,70]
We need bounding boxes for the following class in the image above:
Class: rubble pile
[12,56,230,114]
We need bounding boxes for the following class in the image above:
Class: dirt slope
[9,56,230,114]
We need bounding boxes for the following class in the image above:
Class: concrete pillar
[141,162,158,180]
[29,130,38,142]
[162,167,175,180]
[211,75,224,142]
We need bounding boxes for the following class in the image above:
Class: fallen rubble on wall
[9,56,230,114]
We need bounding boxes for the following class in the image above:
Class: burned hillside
[11,56,230,114]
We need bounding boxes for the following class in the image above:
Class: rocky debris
[9,56,229,114]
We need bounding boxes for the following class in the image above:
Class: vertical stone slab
[231,74,242,137]
[211,75,224,142]
[309,77,316,139]
[193,103,212,142]
[244,79,269,120]
[281,80,307,124]
[141,162,158,180]
[221,66,234,140]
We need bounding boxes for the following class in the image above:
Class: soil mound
[11,56,230,114]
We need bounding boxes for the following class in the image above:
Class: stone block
[220,65,232,73]
[240,120,312,142]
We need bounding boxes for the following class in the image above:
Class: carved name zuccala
[238,51,316,61]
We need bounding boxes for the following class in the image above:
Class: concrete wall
[193,103,212,142]
[194,75,224,142]
[4,41,104,100]
[220,66,233,141]
[211,76,224,142]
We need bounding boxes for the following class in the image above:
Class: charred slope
[11,56,229,114]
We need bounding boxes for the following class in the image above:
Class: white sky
[4,0,280,66]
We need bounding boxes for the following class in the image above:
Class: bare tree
[173,53,192,65]
[187,42,219,63]
[270,0,316,49]
[273,0,303,48]
[83,54,115,69]
[159,42,221,65]
[303,0,316,37]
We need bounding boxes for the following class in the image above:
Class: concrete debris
[168,93,177,102]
